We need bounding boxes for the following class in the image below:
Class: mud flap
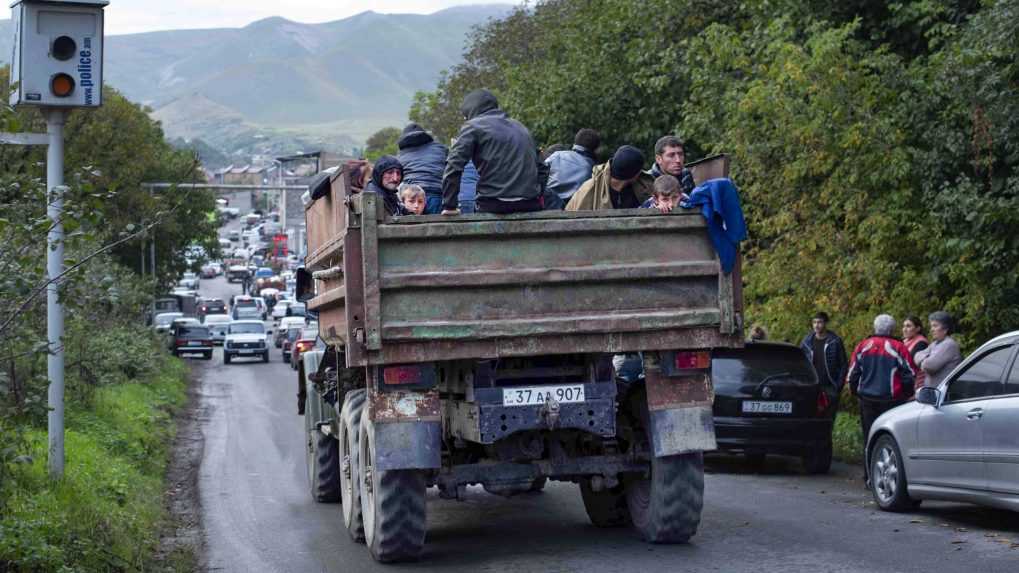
[644,367,717,457]
[368,388,442,471]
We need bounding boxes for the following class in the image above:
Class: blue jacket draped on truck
[681,178,747,274]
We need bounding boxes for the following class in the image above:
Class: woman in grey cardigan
[913,311,963,388]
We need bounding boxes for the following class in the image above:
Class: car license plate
[503,385,585,407]
[187,341,201,346]
[742,400,793,414]
[239,349,255,355]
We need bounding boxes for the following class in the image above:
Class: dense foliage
[411,0,1019,349]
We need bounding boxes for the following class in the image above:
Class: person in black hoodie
[442,89,542,214]
[365,156,405,216]
[397,123,448,215]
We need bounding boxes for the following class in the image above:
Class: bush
[832,412,864,464]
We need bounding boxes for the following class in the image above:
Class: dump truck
[296,155,743,563]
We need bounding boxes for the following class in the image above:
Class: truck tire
[580,480,630,527]
[625,393,703,543]
[359,416,427,562]
[306,425,341,503]
[339,389,367,542]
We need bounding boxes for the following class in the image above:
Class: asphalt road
[190,275,1019,573]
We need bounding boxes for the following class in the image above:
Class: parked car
[711,341,835,474]
[152,312,184,334]
[202,314,232,345]
[224,320,269,364]
[290,327,318,370]
[275,317,305,348]
[179,272,200,289]
[866,331,1019,513]
[227,229,241,241]
[170,325,213,360]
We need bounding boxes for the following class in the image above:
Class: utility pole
[45,109,67,478]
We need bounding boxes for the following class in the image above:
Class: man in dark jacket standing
[365,155,404,216]
[397,122,448,214]
[800,311,848,394]
[441,89,542,214]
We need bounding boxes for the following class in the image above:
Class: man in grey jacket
[397,122,448,214]
[441,89,542,214]
[544,129,600,205]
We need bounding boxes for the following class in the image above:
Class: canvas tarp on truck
[303,155,743,367]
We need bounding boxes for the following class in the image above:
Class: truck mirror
[296,268,314,303]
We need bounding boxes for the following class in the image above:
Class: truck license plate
[239,349,255,355]
[503,385,585,407]
[187,341,201,346]
[742,401,792,414]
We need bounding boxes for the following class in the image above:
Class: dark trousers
[859,397,906,475]
[476,196,543,214]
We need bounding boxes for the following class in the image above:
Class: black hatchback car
[711,341,836,473]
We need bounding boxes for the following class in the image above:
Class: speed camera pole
[8,0,109,478]
[45,109,67,478]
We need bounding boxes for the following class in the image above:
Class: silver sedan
[866,330,1019,512]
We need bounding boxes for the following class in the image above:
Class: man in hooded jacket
[397,122,448,214]
[365,155,405,216]
[442,89,542,214]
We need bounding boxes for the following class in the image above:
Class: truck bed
[305,156,743,367]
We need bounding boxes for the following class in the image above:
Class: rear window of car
[235,299,256,307]
[300,328,318,339]
[179,327,210,337]
[712,345,817,386]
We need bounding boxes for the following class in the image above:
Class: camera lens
[52,36,77,61]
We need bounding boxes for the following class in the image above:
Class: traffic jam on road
[148,172,1016,570]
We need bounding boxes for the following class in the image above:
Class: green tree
[364,126,401,161]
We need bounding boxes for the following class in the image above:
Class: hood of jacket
[371,155,403,189]
[565,161,654,211]
[460,89,500,120]
[397,123,435,150]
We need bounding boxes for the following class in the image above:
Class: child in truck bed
[641,174,688,213]
[398,184,427,215]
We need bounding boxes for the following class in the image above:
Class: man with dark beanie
[544,128,601,205]
[565,145,654,210]
[441,89,542,215]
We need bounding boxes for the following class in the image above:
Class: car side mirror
[916,386,940,406]
[296,267,314,303]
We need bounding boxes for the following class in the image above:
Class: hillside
[0,5,510,157]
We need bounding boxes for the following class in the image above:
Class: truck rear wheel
[580,480,630,527]
[625,392,704,543]
[339,389,367,542]
[359,416,427,562]
[625,452,704,543]
[306,420,341,503]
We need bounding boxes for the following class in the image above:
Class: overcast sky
[100,1,514,35]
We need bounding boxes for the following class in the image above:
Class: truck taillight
[175,339,185,346]
[383,364,436,387]
[674,351,710,370]
[817,390,831,415]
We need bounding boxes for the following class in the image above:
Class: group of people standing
[363,88,697,218]
[796,310,963,450]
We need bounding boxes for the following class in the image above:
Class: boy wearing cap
[565,145,654,211]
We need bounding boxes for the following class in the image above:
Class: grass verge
[0,358,189,572]
[832,411,865,464]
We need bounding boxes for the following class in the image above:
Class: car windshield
[712,346,818,387]
[230,323,265,334]
[300,328,318,339]
[289,304,306,315]
[179,326,210,337]
[235,299,256,307]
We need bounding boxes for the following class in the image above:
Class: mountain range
[0,5,510,164]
